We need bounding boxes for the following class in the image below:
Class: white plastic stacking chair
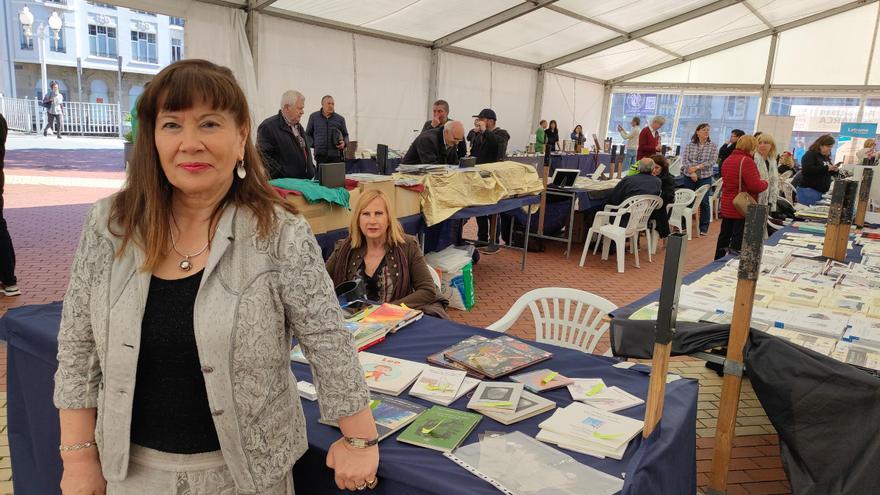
[709,179,723,221]
[426,264,442,290]
[667,189,696,239]
[690,183,711,234]
[780,180,796,204]
[486,288,618,354]
[779,170,794,180]
[580,195,662,273]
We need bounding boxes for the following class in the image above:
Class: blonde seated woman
[326,190,449,319]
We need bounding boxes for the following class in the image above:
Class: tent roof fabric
[258,0,880,84]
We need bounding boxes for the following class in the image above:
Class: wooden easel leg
[707,205,768,495]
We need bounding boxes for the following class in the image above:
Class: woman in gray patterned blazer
[53,60,379,494]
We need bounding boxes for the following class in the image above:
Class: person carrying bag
[716,135,767,259]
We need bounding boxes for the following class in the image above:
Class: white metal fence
[0,96,123,136]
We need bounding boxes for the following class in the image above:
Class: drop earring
[236,159,246,179]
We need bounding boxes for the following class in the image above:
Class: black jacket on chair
[256,111,315,180]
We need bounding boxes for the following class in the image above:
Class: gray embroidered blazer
[53,196,370,493]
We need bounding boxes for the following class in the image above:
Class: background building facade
[2,0,183,111]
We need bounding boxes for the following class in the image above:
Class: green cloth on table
[269,178,350,208]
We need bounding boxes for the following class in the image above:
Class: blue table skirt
[345,158,401,175]
[0,306,697,495]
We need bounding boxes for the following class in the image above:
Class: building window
[131,9,157,16]
[88,24,117,58]
[169,17,185,27]
[20,26,33,50]
[131,30,157,63]
[171,38,183,62]
[87,2,117,8]
[50,30,66,53]
[45,0,66,4]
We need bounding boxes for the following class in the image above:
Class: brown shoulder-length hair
[690,123,711,144]
[808,134,835,153]
[650,153,669,174]
[348,189,405,249]
[110,59,296,270]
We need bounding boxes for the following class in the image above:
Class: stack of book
[409,367,479,406]
[536,402,644,459]
[567,379,644,413]
[356,303,423,334]
[320,394,426,442]
[359,352,427,396]
[427,335,552,379]
[469,390,556,425]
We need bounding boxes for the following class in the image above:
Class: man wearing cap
[421,99,467,160]
[469,108,510,252]
[402,120,465,165]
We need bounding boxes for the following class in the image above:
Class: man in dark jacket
[402,120,465,165]
[0,113,19,296]
[421,99,467,160]
[306,95,349,164]
[257,90,315,179]
[469,109,511,251]
[717,129,744,174]
[610,158,662,205]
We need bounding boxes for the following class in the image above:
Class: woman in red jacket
[715,135,768,259]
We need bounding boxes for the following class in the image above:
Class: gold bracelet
[59,440,96,452]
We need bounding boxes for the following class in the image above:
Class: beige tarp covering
[395,161,544,226]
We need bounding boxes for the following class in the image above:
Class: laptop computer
[459,156,476,168]
[549,168,580,188]
[318,162,346,189]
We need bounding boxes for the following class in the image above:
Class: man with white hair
[257,90,315,179]
[637,115,665,160]
[401,120,465,165]
[610,158,662,206]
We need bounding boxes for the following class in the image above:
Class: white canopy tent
[98,0,880,152]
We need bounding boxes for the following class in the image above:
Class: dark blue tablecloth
[0,306,697,495]
[345,158,401,175]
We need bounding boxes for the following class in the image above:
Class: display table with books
[0,304,698,495]
[290,315,698,495]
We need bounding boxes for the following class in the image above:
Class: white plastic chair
[709,179,723,221]
[580,195,662,273]
[780,180,796,204]
[667,189,696,239]
[690,183,711,234]
[486,288,618,354]
[426,264,442,290]
[779,170,794,180]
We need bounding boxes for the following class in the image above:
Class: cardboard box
[284,188,359,235]
[394,186,422,218]
[354,178,396,211]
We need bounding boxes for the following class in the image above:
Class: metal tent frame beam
[540,0,744,70]
[432,0,559,49]
[607,0,879,85]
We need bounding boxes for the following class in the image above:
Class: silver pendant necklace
[169,215,210,271]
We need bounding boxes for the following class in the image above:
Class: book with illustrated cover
[778,311,849,340]
[765,328,837,356]
[426,335,490,378]
[359,352,426,396]
[539,402,643,454]
[444,337,552,379]
[321,394,425,441]
[409,367,467,406]
[510,368,574,393]
[344,321,390,351]
[396,406,482,452]
[471,391,555,425]
[467,382,524,411]
[359,303,423,333]
[821,292,869,314]
[290,344,308,364]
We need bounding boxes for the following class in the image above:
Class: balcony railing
[0,96,123,136]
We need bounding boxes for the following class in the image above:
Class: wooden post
[643,233,687,438]
[855,169,873,227]
[707,204,769,495]
[538,163,550,235]
[822,180,858,261]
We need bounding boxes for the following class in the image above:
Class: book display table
[0,305,697,495]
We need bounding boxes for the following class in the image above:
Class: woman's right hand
[61,458,106,495]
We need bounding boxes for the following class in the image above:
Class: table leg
[522,206,532,271]
[489,214,498,247]
[566,192,576,259]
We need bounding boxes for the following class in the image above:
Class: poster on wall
[837,122,878,164]
[623,93,657,116]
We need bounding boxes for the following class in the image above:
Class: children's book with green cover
[396,406,482,452]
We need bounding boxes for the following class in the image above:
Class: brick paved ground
[0,135,791,494]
